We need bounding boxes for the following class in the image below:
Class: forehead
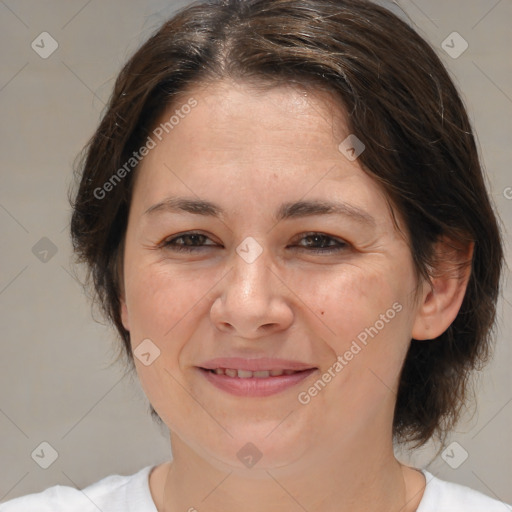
[155,78,349,152]
[135,79,354,187]
[128,78,401,235]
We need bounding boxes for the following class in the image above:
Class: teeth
[253,370,270,378]
[209,368,299,378]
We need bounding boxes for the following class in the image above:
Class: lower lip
[198,368,317,397]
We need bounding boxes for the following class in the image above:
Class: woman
[2,0,510,510]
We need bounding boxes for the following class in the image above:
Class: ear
[120,295,130,332]
[117,237,130,332]
[411,237,474,341]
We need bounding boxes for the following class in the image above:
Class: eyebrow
[143,196,376,227]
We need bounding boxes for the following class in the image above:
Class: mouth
[197,358,317,397]
[202,367,306,378]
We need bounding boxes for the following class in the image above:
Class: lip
[199,357,315,372]
[197,358,317,397]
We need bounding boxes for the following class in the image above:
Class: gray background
[0,0,511,504]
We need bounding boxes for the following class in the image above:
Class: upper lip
[199,357,316,372]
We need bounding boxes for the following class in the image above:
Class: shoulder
[417,470,512,512]
[0,465,157,512]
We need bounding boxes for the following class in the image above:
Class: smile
[205,368,301,378]
[198,366,317,397]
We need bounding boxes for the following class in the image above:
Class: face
[120,79,424,473]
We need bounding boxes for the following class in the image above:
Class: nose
[210,241,294,339]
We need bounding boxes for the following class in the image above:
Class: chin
[197,428,311,475]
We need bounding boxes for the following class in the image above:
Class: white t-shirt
[1,465,510,512]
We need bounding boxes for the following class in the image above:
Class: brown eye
[291,232,349,254]
[162,232,217,253]
[160,231,349,254]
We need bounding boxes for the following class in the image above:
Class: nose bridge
[211,235,292,337]
[230,236,272,304]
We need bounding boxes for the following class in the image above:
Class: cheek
[307,262,405,352]
[125,263,210,428]
[125,262,207,343]
[326,265,414,405]
[311,261,413,405]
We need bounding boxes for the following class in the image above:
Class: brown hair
[70,0,504,447]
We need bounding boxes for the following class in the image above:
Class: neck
[157,432,420,512]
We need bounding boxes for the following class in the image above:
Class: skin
[119,79,472,512]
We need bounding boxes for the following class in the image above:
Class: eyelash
[160,231,348,254]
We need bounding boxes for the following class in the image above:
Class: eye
[160,231,348,254]
[160,231,217,253]
[290,232,349,254]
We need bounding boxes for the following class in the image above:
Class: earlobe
[411,239,474,341]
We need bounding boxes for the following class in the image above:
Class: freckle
[320,311,324,315]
